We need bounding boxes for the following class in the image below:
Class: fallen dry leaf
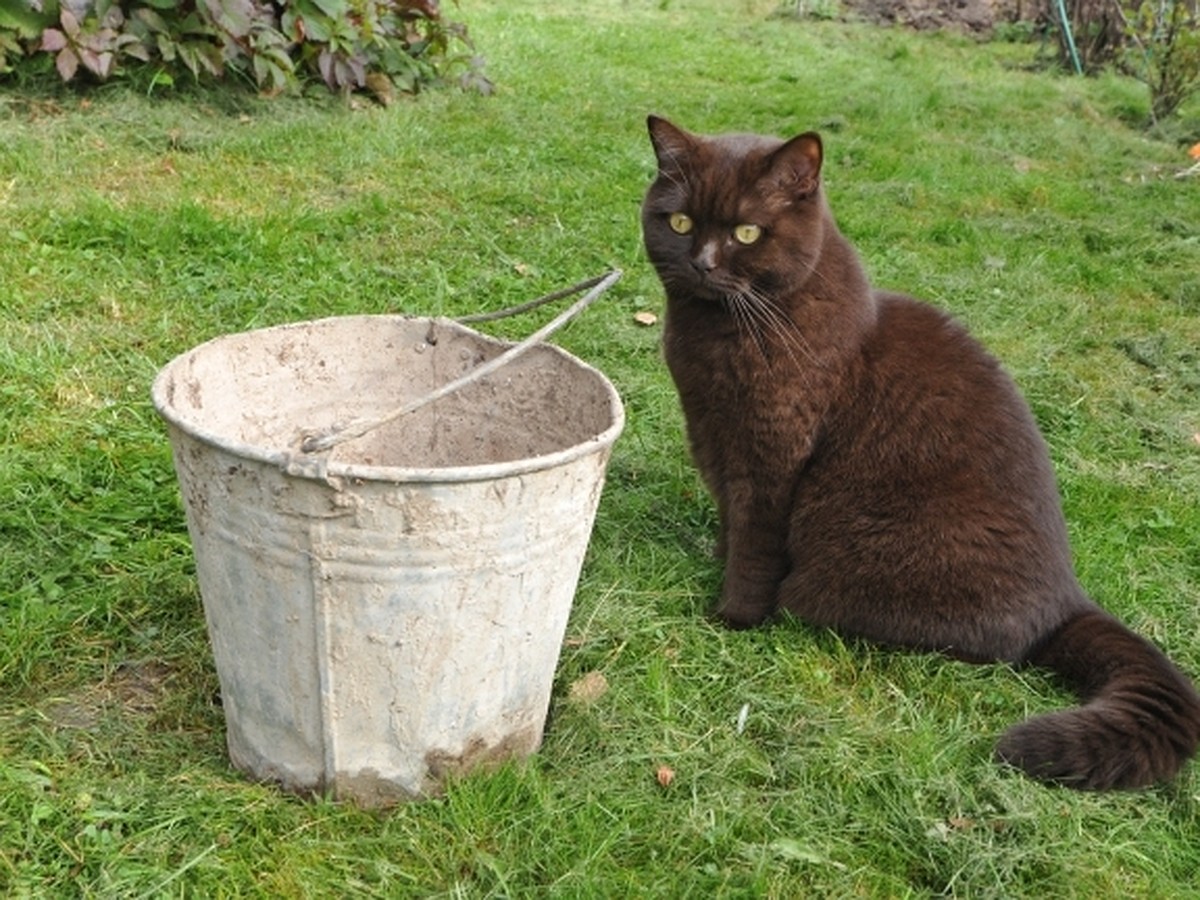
[656,764,675,788]
[1189,142,1200,161]
[1192,432,1200,447]
[567,670,608,704]
[633,311,658,326]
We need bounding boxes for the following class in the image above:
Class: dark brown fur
[641,115,1200,789]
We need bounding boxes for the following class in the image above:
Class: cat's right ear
[647,116,695,171]
[765,132,823,199]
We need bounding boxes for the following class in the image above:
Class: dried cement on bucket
[151,315,624,805]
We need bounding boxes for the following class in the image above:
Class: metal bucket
[151,310,624,805]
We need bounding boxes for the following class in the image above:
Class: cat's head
[641,116,827,303]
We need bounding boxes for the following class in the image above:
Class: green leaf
[310,0,348,18]
[297,12,332,43]
[0,29,21,59]
[132,7,169,35]
[154,33,176,62]
[0,0,52,38]
[205,0,257,38]
[121,38,150,62]
[177,41,202,77]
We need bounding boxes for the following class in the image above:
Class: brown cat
[641,115,1200,790]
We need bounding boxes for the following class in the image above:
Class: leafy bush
[1115,0,1200,122]
[0,0,490,97]
[1040,0,1199,122]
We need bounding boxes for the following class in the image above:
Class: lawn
[2,0,1200,895]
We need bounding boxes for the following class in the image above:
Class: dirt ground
[840,0,1035,33]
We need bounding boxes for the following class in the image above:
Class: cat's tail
[995,609,1200,790]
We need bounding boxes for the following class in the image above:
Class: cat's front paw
[713,601,771,630]
[715,566,781,630]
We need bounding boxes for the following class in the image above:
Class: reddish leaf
[40,27,66,52]
[59,8,80,38]
[204,0,254,38]
[55,47,78,81]
[79,48,114,79]
[317,48,334,87]
[399,0,440,18]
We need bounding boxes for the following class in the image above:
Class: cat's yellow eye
[733,224,762,245]
[668,212,694,235]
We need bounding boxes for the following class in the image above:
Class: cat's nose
[691,240,719,273]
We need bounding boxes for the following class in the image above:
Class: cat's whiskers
[729,286,820,372]
[726,292,769,360]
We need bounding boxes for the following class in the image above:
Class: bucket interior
[154,315,620,472]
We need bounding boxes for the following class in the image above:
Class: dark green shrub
[0,0,490,97]
[1115,0,1200,123]
[1039,0,1198,123]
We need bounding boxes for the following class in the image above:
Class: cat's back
[865,291,1001,388]
[857,291,1036,444]
[820,288,1067,552]
[788,289,1086,657]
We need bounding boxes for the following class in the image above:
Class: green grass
[3,0,1200,895]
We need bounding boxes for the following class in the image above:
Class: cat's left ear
[765,132,823,199]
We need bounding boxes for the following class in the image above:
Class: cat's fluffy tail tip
[994,708,1193,791]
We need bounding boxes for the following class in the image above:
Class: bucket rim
[150,314,625,485]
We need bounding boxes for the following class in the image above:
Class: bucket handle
[298,269,622,455]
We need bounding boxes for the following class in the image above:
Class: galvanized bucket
[151,284,623,805]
